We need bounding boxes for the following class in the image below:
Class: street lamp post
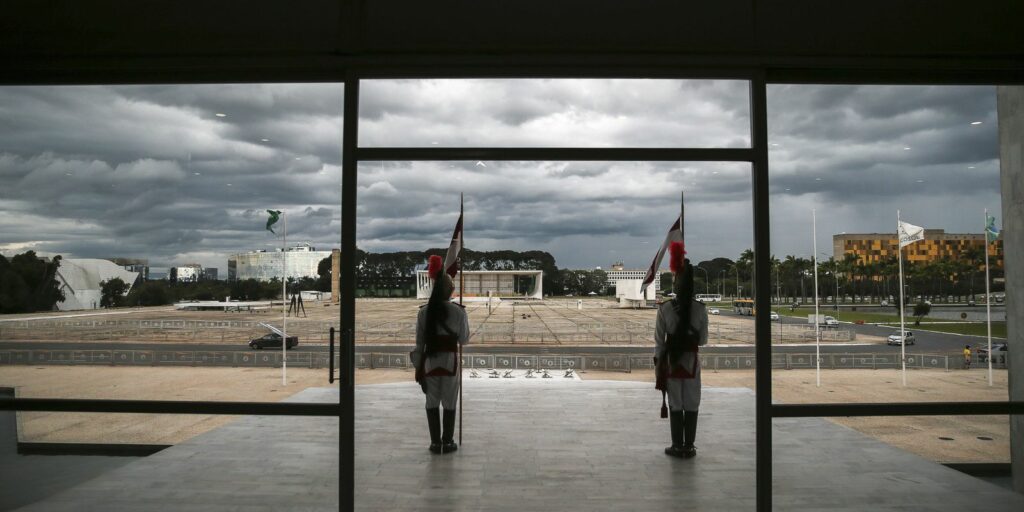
[821,252,839,310]
[735,266,740,298]
[695,266,710,295]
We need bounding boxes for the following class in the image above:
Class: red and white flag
[443,198,463,278]
[640,214,683,296]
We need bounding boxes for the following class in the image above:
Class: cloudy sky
[0,81,1000,273]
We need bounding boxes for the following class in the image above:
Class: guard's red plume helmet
[669,241,686,274]
[427,255,444,279]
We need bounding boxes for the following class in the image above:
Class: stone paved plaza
[15,380,1024,511]
[0,298,865,346]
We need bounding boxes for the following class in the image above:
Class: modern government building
[227,243,332,281]
[834,230,1005,268]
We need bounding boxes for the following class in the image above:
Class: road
[730,308,997,355]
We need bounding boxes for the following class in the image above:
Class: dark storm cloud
[0,81,1002,271]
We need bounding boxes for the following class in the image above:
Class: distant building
[228,243,332,281]
[55,259,140,310]
[416,270,543,300]
[833,230,1003,268]
[171,263,203,283]
[202,268,219,281]
[108,258,149,282]
[605,262,661,295]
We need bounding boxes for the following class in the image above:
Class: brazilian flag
[985,214,1000,242]
[266,210,282,234]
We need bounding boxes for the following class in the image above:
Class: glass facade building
[228,243,332,281]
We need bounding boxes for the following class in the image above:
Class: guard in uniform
[414,255,470,454]
[655,241,708,458]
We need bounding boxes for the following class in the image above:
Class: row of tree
[3,246,1003,313]
[692,247,1004,302]
[319,248,626,297]
[0,251,65,313]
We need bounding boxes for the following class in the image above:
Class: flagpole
[458,193,464,447]
[984,209,992,386]
[282,211,287,386]
[680,190,685,244]
[813,209,820,387]
[897,210,906,387]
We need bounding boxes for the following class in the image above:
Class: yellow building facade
[833,230,1003,268]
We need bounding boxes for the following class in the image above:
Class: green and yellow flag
[985,214,1000,242]
[266,210,282,234]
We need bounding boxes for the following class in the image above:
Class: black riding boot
[682,410,698,458]
[664,411,686,457]
[426,408,442,454]
[441,409,458,453]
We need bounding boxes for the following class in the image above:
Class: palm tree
[961,245,984,300]
[839,253,859,301]
[737,249,754,297]
[879,256,899,301]
[818,257,839,302]
[768,254,781,303]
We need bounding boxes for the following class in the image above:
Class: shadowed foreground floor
[14,379,1024,511]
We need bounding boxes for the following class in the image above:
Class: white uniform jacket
[415,302,470,375]
[654,299,709,378]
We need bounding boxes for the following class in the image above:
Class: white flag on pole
[640,214,683,296]
[443,210,463,279]
[897,221,925,248]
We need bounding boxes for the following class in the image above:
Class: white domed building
[55,258,141,310]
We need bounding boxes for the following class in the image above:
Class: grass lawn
[879,321,1007,338]
[775,308,916,324]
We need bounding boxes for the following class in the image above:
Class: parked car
[249,322,299,350]
[709,307,720,315]
[977,343,1008,364]
[880,300,889,307]
[886,331,915,346]
[769,311,780,321]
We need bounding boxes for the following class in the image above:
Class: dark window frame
[2,70,1021,512]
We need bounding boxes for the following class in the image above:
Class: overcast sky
[0,81,1000,272]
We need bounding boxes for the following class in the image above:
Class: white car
[709,308,720,315]
[887,331,915,346]
[769,311,780,321]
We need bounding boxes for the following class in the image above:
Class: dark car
[249,333,299,350]
[977,343,1008,364]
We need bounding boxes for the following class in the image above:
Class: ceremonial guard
[655,241,708,458]
[413,255,470,454]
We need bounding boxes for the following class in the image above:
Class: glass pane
[352,160,754,507]
[360,79,751,148]
[0,83,343,509]
[765,84,1008,467]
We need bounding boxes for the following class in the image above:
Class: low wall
[0,349,1003,373]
